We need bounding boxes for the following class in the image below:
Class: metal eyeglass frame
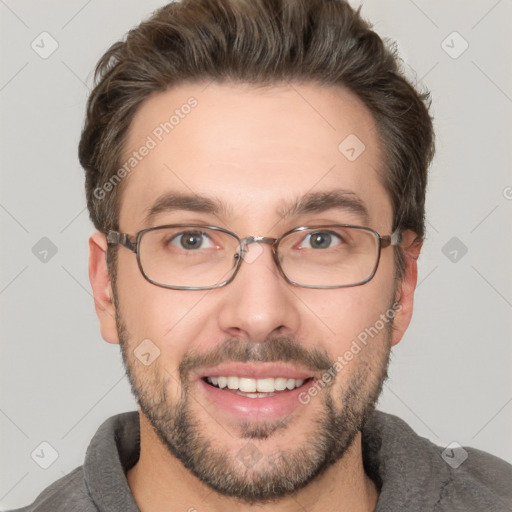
[106,224,403,291]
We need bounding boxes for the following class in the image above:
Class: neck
[127,411,378,512]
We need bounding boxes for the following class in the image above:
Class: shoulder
[7,466,98,512]
[436,446,512,511]
[365,411,512,511]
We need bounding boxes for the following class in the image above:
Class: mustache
[178,336,334,383]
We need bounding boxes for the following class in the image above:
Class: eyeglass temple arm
[106,230,137,253]
[380,229,403,249]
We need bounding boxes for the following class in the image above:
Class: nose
[216,240,301,342]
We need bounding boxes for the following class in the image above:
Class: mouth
[195,362,319,419]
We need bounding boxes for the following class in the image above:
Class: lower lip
[198,378,313,421]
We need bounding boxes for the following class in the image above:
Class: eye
[299,231,343,250]
[169,231,215,250]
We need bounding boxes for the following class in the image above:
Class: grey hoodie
[9,410,512,511]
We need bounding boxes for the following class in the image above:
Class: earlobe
[89,231,120,344]
[391,230,422,347]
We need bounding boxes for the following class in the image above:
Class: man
[12,0,512,510]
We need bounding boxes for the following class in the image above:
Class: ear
[390,230,422,347]
[89,231,119,344]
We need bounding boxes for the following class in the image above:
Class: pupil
[311,233,330,249]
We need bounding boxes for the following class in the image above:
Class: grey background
[1,0,511,508]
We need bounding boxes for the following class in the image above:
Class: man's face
[97,82,412,502]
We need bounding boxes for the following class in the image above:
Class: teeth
[206,376,305,392]
[274,378,287,391]
[257,378,277,392]
[239,377,257,392]
[286,379,297,390]
[227,376,238,389]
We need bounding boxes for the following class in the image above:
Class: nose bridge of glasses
[239,235,278,251]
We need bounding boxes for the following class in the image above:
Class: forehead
[119,81,392,233]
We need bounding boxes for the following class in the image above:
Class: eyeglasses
[106,224,402,290]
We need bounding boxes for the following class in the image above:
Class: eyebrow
[143,192,230,226]
[277,189,370,225]
[142,189,370,226]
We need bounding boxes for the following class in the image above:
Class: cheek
[115,260,216,362]
[303,281,394,341]
[115,250,178,335]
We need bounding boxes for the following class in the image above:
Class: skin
[89,82,421,512]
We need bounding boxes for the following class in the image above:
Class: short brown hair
[79,0,435,282]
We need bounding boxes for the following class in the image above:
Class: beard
[116,299,394,504]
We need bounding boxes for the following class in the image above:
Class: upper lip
[196,362,318,381]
